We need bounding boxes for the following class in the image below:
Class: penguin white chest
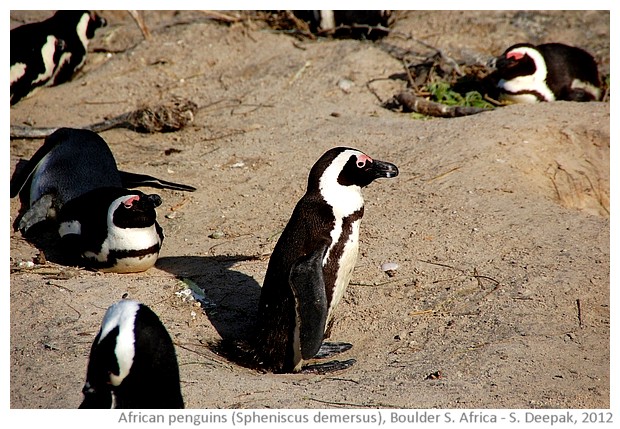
[325,218,361,324]
[85,224,161,273]
[499,76,555,103]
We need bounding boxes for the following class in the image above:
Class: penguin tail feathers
[119,171,196,192]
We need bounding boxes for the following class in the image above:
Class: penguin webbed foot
[314,341,352,359]
[299,341,355,374]
[301,358,357,374]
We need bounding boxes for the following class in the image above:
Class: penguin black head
[308,147,399,209]
[494,43,539,82]
[80,300,184,409]
[111,192,162,229]
[310,147,399,187]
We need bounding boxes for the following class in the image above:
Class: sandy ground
[9,10,610,410]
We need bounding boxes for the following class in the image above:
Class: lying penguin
[491,42,601,103]
[11,10,107,104]
[58,188,165,273]
[10,127,195,272]
[256,147,398,373]
[79,299,184,409]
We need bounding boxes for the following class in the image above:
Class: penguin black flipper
[289,245,329,361]
[119,171,197,192]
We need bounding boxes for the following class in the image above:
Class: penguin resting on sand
[58,188,164,273]
[10,127,195,272]
[79,299,184,409]
[10,127,195,235]
[492,42,601,103]
[256,147,398,373]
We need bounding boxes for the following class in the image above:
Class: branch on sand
[394,91,492,118]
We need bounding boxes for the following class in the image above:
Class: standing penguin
[10,127,195,235]
[58,188,164,273]
[492,42,601,103]
[256,147,398,373]
[10,11,107,104]
[79,299,184,409]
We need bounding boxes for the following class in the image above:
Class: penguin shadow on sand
[156,254,356,374]
[155,255,263,365]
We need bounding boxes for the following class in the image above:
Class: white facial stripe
[10,63,27,84]
[59,220,81,236]
[319,150,365,219]
[499,46,555,102]
[98,300,140,386]
[32,35,60,84]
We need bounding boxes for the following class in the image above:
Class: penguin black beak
[494,55,518,71]
[146,194,163,208]
[370,160,399,179]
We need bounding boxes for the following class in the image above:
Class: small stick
[576,298,584,328]
[395,91,492,118]
[127,10,151,40]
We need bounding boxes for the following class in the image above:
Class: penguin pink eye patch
[507,52,525,60]
[356,154,373,168]
[123,195,140,208]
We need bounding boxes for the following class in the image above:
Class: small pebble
[381,262,399,272]
[18,261,35,269]
[381,262,399,277]
[209,231,225,239]
[337,78,354,93]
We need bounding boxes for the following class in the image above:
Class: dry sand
[9,10,610,412]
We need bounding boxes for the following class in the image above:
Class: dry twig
[395,91,492,117]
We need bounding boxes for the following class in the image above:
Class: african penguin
[10,11,107,104]
[492,42,601,103]
[58,188,164,273]
[79,299,184,409]
[10,127,195,235]
[256,147,399,373]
